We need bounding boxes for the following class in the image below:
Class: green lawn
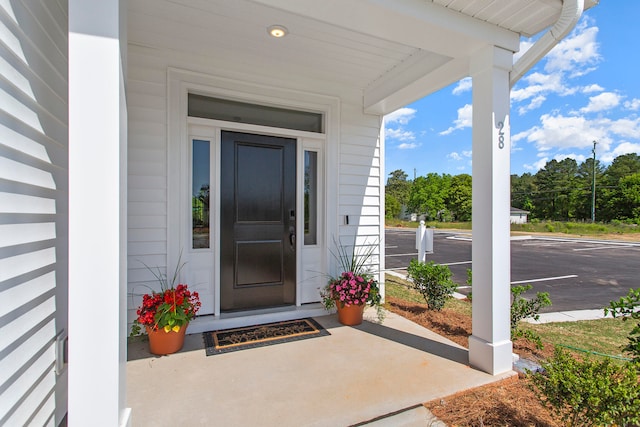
[384,274,635,361]
[523,318,636,361]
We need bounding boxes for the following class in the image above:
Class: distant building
[510,207,530,224]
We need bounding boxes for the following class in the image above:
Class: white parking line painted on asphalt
[446,235,536,242]
[441,260,472,266]
[384,267,412,272]
[521,241,574,247]
[386,253,418,257]
[446,236,472,241]
[573,245,633,251]
[385,245,398,249]
[510,274,578,284]
[531,237,640,247]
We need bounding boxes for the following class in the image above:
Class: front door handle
[289,226,296,247]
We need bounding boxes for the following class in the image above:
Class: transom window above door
[188,94,324,133]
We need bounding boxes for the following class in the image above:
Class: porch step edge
[353,404,447,427]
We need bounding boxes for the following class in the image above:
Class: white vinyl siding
[126,48,169,321]
[0,1,68,426]
[338,106,383,275]
[126,7,383,320]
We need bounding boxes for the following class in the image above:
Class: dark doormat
[203,318,330,356]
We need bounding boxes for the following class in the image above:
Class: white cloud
[513,39,535,63]
[523,157,550,171]
[600,141,640,163]
[554,153,586,163]
[440,104,472,135]
[511,19,600,112]
[385,108,418,144]
[452,77,472,95]
[511,141,523,153]
[448,152,462,161]
[462,150,472,158]
[385,107,416,125]
[607,117,640,139]
[511,130,529,143]
[386,128,415,141]
[515,111,640,170]
[398,142,419,150]
[579,92,621,113]
[624,98,640,111]
[517,113,611,153]
[517,95,547,115]
[545,19,601,76]
[582,84,604,94]
[511,73,564,103]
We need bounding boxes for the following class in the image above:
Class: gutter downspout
[510,0,588,87]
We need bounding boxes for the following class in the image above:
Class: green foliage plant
[510,284,551,348]
[467,268,551,347]
[465,268,472,301]
[529,347,640,427]
[406,259,457,311]
[321,238,384,321]
[605,287,640,362]
[130,253,201,336]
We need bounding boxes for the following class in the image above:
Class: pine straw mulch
[385,296,561,427]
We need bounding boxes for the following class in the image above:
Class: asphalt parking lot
[385,228,640,313]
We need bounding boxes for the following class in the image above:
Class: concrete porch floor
[126,309,514,426]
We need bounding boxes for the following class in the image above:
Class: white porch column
[69,1,130,426]
[468,46,513,375]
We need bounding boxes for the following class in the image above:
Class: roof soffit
[127,0,569,115]
[250,0,521,55]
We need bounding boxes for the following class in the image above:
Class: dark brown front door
[220,131,296,311]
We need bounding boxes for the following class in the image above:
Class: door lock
[289,226,296,247]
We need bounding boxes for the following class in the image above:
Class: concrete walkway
[127,309,514,426]
[524,308,609,324]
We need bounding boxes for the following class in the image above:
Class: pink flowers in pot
[320,238,385,322]
[327,271,378,307]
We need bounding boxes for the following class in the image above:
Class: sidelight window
[304,150,318,245]
[192,139,210,249]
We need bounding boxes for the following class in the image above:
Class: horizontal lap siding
[338,104,383,274]
[0,1,68,426]
[127,47,169,322]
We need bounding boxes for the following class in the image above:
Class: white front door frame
[167,69,340,330]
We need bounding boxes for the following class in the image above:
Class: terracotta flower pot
[146,324,187,355]
[335,303,365,326]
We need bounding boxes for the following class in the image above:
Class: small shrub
[511,284,551,348]
[605,288,640,362]
[529,347,640,427]
[545,223,555,232]
[406,260,457,311]
[464,268,473,301]
[466,270,550,346]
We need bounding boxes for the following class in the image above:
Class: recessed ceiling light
[268,25,288,38]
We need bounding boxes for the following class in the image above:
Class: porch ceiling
[127,0,577,114]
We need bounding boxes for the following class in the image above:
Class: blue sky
[384,1,640,179]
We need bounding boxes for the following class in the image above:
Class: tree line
[386,153,640,223]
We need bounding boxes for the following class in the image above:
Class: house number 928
[497,121,505,149]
